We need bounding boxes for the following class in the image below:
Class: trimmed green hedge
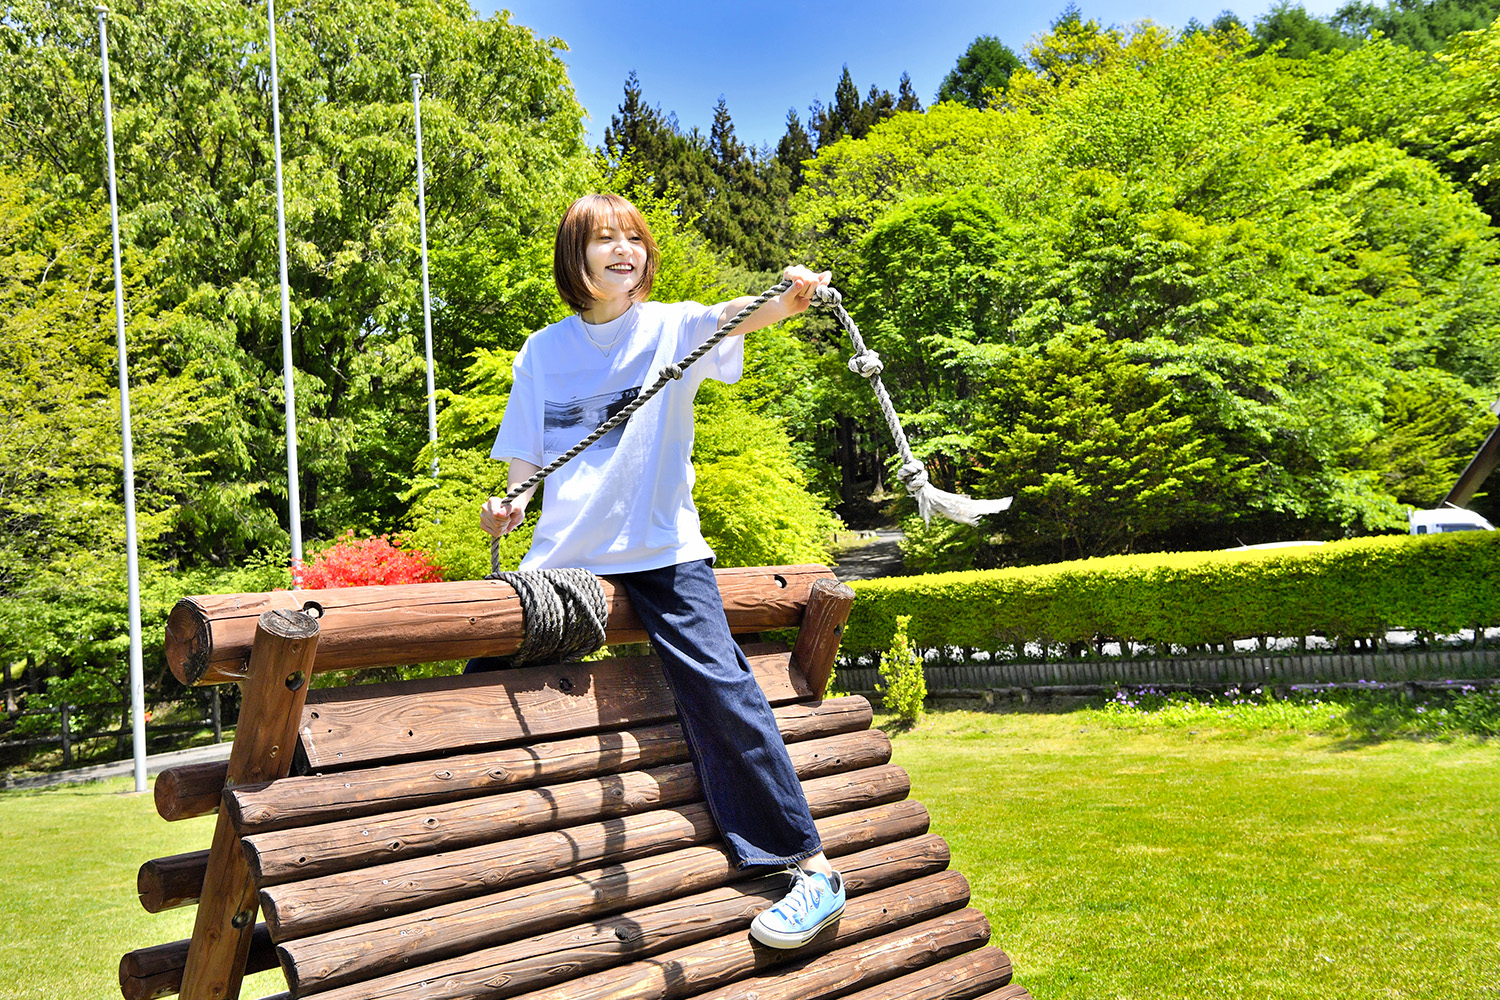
[843,532,1500,658]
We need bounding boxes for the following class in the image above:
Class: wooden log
[179,610,320,1000]
[688,907,993,1000]
[118,925,276,1000]
[223,696,872,831]
[971,986,1033,1000]
[489,880,981,1000]
[139,850,211,914]
[259,768,913,940]
[142,794,920,934]
[791,579,856,699]
[835,947,1015,1000]
[279,828,943,995]
[155,760,231,822]
[294,646,811,771]
[168,565,835,685]
[243,731,890,885]
[281,837,952,998]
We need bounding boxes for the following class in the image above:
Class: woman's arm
[717,265,831,336]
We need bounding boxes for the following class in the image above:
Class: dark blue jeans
[613,559,822,868]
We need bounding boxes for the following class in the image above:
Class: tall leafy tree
[1332,0,1500,51]
[794,23,1500,548]
[0,0,590,555]
[1252,1,1359,55]
[776,109,816,190]
[936,35,1023,109]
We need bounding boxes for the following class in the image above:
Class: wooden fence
[837,647,1500,700]
[1,691,226,767]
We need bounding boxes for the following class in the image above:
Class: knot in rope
[847,349,884,378]
[897,460,930,494]
[659,363,684,381]
[482,566,608,669]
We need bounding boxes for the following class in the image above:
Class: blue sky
[477,0,1342,150]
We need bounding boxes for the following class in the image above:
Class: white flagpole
[267,0,304,585]
[411,73,438,479]
[96,5,147,793]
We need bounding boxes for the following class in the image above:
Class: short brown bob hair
[553,194,659,313]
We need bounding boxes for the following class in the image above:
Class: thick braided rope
[482,567,608,668]
[489,279,793,577]
[813,288,930,494]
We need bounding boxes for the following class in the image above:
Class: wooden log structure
[121,564,1029,1000]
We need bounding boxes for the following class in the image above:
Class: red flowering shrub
[299,531,444,589]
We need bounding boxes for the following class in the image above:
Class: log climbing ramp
[121,564,1030,1000]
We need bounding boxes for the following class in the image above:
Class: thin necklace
[581,304,634,355]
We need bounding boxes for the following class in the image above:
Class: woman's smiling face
[585,221,647,304]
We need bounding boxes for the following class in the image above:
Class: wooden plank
[118,926,276,1000]
[496,887,983,1000]
[836,947,1015,1000]
[259,766,912,940]
[295,647,811,771]
[221,697,873,832]
[283,838,953,999]
[169,565,835,685]
[791,579,857,698]
[244,731,891,885]
[179,610,320,1000]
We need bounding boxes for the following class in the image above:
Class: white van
[1408,505,1495,535]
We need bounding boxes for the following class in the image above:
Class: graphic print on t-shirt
[543,386,640,456]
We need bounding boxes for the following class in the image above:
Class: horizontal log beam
[972,986,1033,1000]
[118,924,276,1000]
[217,697,871,831]
[154,761,231,822]
[490,878,980,1000]
[293,646,811,772]
[278,812,931,995]
[688,905,992,1000]
[259,767,912,940]
[138,850,210,914]
[168,565,834,686]
[244,730,889,885]
[283,836,951,998]
[836,947,1017,1000]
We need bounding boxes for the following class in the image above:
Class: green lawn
[892,711,1500,999]
[1,712,1496,1000]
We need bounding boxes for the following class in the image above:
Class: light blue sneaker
[749,867,846,949]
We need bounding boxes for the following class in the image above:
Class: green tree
[1253,2,1359,56]
[0,0,591,556]
[975,329,1247,560]
[795,23,1500,547]
[1414,16,1500,221]
[1332,0,1500,52]
[936,35,1023,109]
[0,164,278,740]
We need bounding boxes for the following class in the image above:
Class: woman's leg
[612,559,822,867]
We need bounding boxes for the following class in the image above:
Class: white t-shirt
[491,300,744,573]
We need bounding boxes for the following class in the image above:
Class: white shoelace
[770,869,824,921]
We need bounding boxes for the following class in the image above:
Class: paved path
[832,529,906,581]
[3,740,232,791]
